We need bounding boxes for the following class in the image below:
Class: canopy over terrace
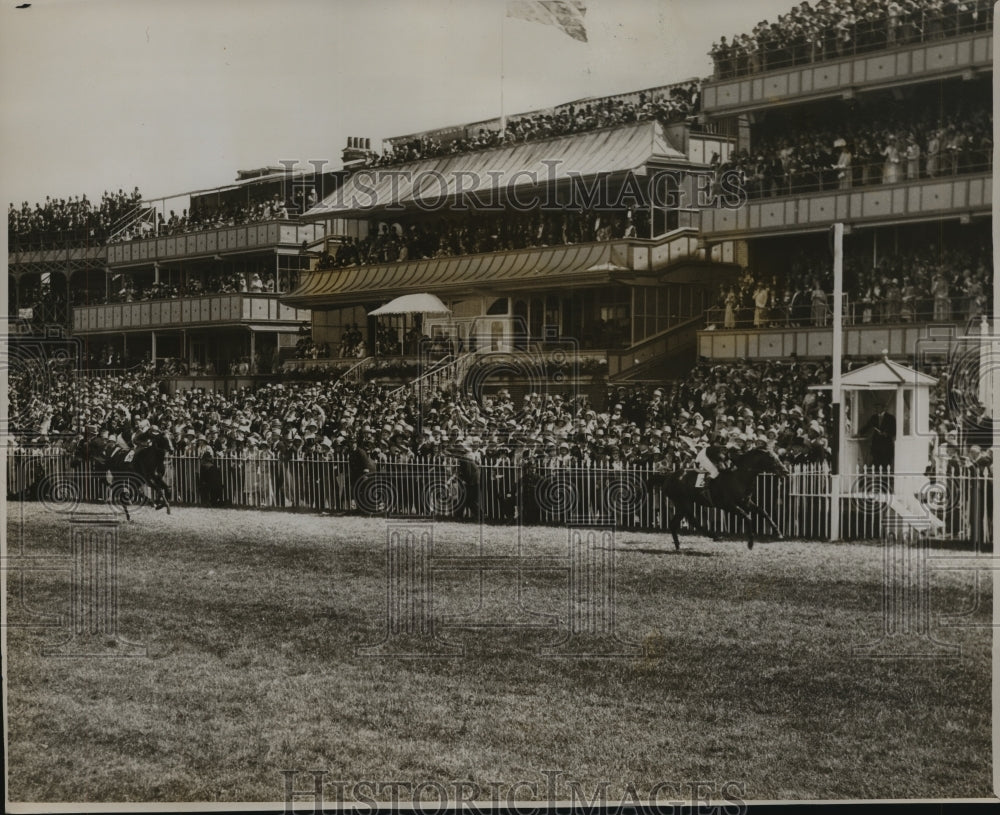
[301,120,687,218]
[283,240,635,307]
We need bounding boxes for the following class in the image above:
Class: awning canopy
[303,120,685,218]
[282,241,631,307]
[369,293,451,316]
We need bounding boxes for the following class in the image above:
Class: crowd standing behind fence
[6,450,992,544]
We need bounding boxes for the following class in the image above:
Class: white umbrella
[369,293,451,316]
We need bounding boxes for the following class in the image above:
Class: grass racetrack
[4,502,993,803]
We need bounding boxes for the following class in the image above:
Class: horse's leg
[156,475,171,515]
[747,497,782,539]
[121,486,131,522]
[677,494,719,541]
[668,509,682,550]
[727,502,757,549]
[685,506,720,542]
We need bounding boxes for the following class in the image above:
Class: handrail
[720,159,992,203]
[708,9,993,81]
[703,295,990,330]
[107,202,155,240]
[335,355,374,387]
[392,351,478,399]
[607,314,704,380]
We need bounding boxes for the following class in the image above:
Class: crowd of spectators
[716,103,991,200]
[111,190,311,243]
[10,281,71,325]
[9,356,836,472]
[8,353,991,536]
[360,83,701,168]
[317,207,648,269]
[99,271,279,304]
[8,188,143,249]
[709,235,992,329]
[710,0,994,78]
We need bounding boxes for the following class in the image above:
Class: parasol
[369,293,451,316]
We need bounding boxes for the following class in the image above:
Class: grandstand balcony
[283,228,740,386]
[702,27,992,116]
[697,316,986,362]
[72,292,308,334]
[105,219,324,267]
[70,292,311,380]
[8,242,106,266]
[284,229,736,308]
[700,171,991,238]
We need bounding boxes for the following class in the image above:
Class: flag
[507,0,587,43]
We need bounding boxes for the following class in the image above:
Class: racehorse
[70,433,173,520]
[651,447,788,550]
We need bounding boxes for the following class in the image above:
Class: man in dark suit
[862,401,897,470]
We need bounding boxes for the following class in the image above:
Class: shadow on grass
[621,545,717,557]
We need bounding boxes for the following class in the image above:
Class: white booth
[838,355,937,476]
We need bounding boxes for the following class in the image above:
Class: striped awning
[282,241,631,307]
[303,120,685,218]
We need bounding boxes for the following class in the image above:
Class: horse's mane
[732,447,779,472]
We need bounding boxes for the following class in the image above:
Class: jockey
[694,433,728,490]
[123,418,152,462]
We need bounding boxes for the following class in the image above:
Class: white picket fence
[6,451,992,543]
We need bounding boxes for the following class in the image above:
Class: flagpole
[830,222,844,542]
[500,3,506,136]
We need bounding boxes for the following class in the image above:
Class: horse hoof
[747,540,754,551]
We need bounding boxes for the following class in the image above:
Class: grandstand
[5,0,994,542]
[8,167,339,382]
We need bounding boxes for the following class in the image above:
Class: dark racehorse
[651,448,787,550]
[71,433,173,520]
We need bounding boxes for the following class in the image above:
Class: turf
[4,502,993,803]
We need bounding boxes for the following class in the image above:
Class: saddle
[681,469,714,506]
[681,469,707,489]
[105,447,131,469]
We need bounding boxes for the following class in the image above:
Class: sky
[0,0,795,205]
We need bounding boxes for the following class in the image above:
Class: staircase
[336,355,374,386]
[392,351,478,401]
[607,314,704,382]
[108,203,158,243]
